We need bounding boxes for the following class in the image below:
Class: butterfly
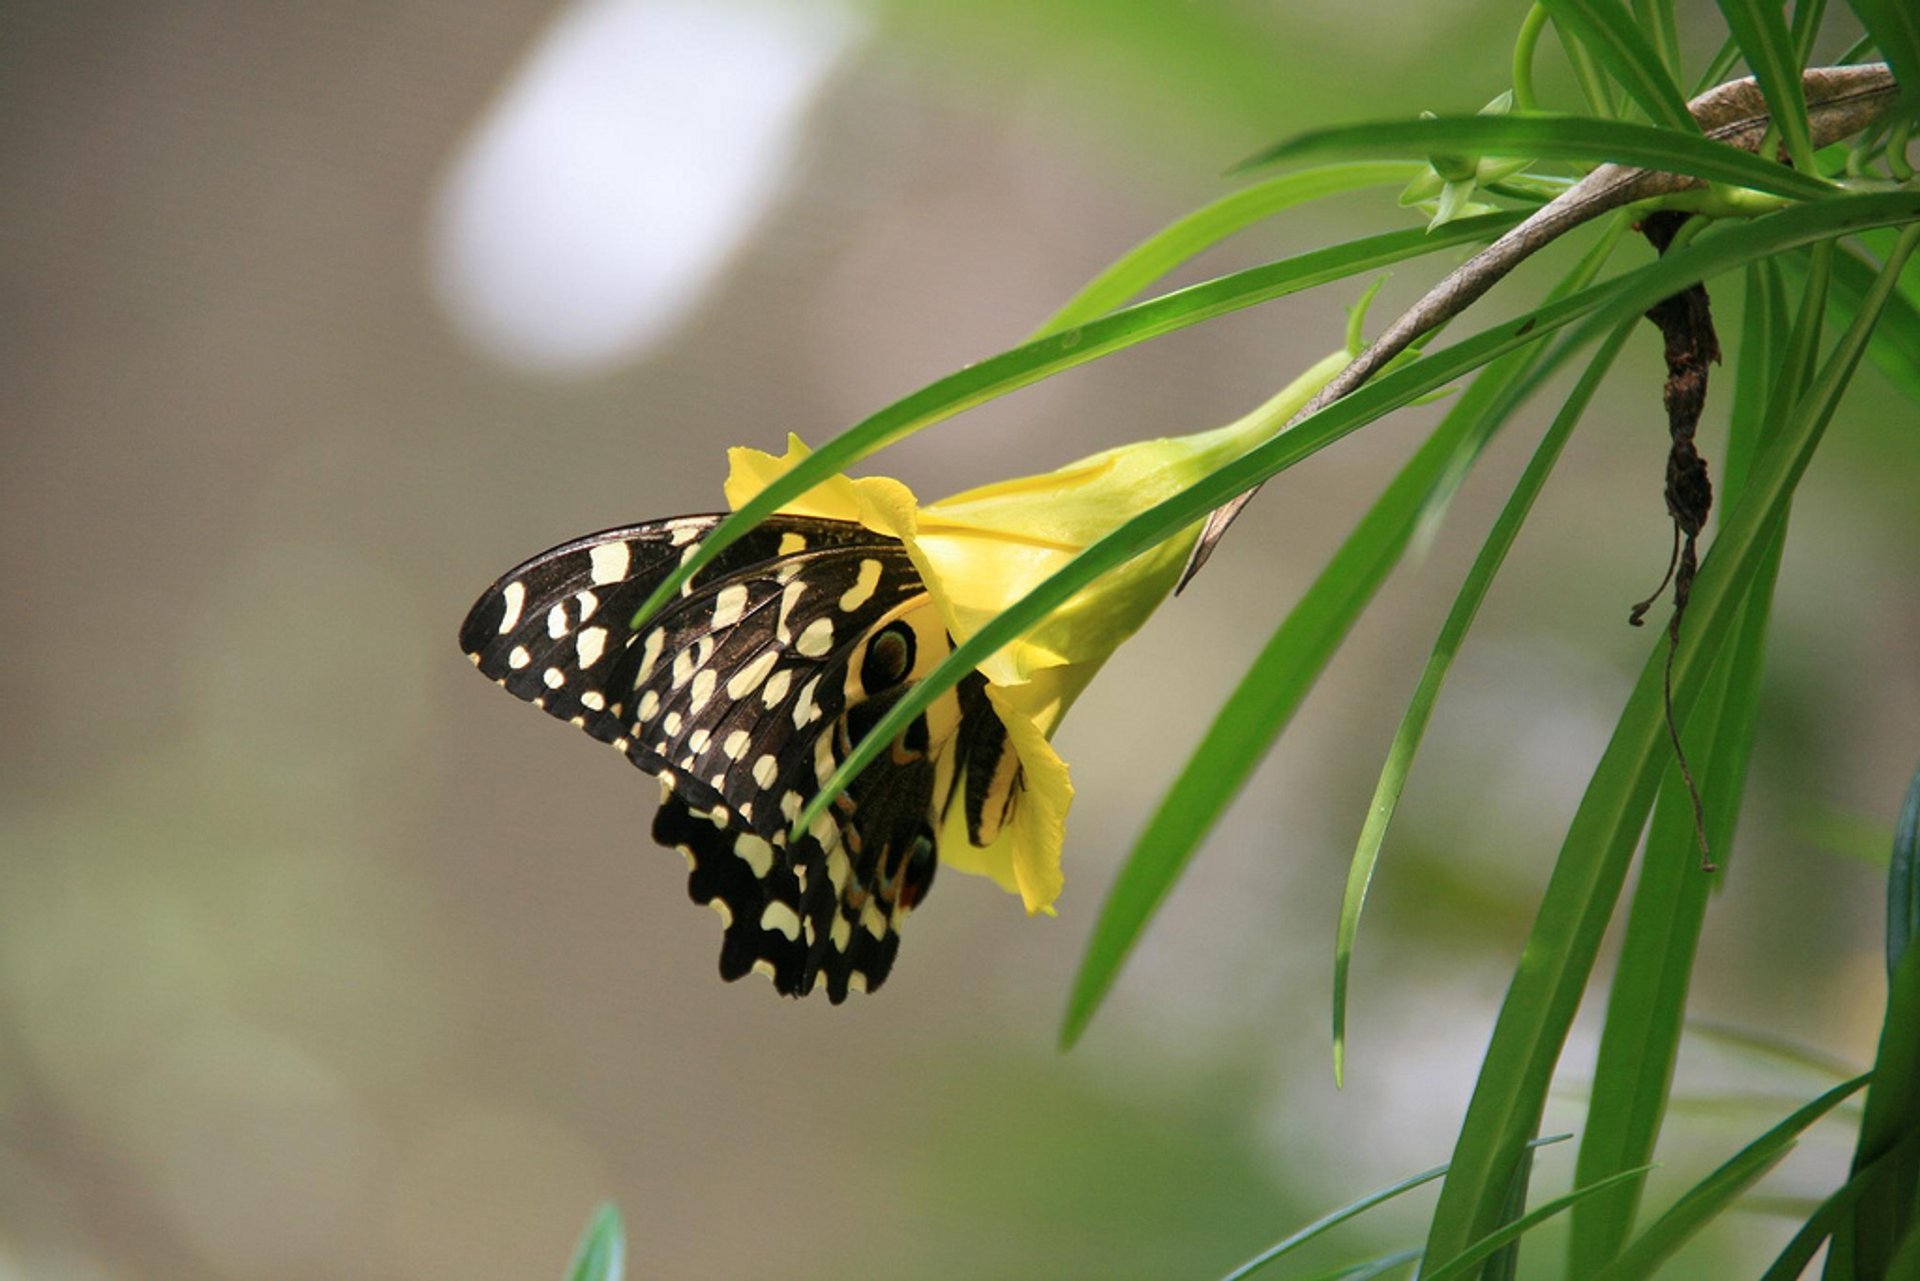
[458,514,1023,1001]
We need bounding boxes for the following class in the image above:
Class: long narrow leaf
[1828,911,1920,1274]
[1236,116,1832,202]
[1567,254,1805,1276]
[809,196,1920,904]
[1220,1163,1448,1281]
[1058,196,1919,1048]
[1825,244,1920,406]
[1065,344,1554,1050]
[1297,1247,1427,1281]
[1761,1128,1920,1280]
[1034,163,1425,336]
[1892,762,1920,973]
[1422,216,1920,1266]
[629,214,1523,630]
[1222,1135,1572,1281]
[1538,0,1697,129]
[1716,0,1819,171]
[1848,0,1920,116]
[1068,222,1633,1053]
[565,1204,625,1281]
[1422,1168,1654,1281]
[1333,319,1635,1087]
[1591,1076,1871,1281]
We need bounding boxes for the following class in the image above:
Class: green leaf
[1333,319,1635,1089]
[627,213,1523,631]
[1536,0,1697,130]
[1067,219,1632,1051]
[1063,353,1542,1052]
[1892,762,1920,974]
[1828,902,1920,1275]
[1293,1247,1425,1281]
[1033,162,1425,336]
[796,197,1920,1030]
[1219,1135,1571,1281]
[1235,115,1833,202]
[1826,244,1920,406]
[1421,215,1920,1268]
[785,198,1917,969]
[1566,254,1803,1278]
[1061,196,1916,1050]
[1422,1167,1654,1281]
[1761,1127,1920,1279]
[565,1204,625,1281]
[1590,1076,1871,1281]
[1847,0,1920,118]
[1790,0,1828,68]
[1715,0,1818,172]
[1061,230,1633,1051]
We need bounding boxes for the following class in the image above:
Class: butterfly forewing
[460,513,1012,1001]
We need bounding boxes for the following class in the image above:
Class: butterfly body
[459,513,1016,1001]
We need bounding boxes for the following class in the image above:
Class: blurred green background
[4,1,1916,1276]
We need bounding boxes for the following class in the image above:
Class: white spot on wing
[752,754,779,789]
[543,667,566,689]
[690,668,717,710]
[575,626,608,668]
[581,691,606,711]
[497,581,526,633]
[575,589,599,621]
[508,646,531,669]
[796,616,834,658]
[636,629,666,682]
[759,900,801,940]
[589,541,631,585]
[711,583,750,628]
[637,689,661,719]
[726,651,778,700]
[735,833,775,877]
[776,580,806,642]
[723,729,751,760]
[839,558,882,612]
[760,668,792,708]
[547,603,571,639]
[792,676,821,728]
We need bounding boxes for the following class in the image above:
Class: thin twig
[1178,63,1900,588]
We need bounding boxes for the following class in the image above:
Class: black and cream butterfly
[459,514,1023,1002]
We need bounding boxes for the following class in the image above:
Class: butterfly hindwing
[461,513,1013,1001]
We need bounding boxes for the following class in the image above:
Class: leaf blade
[1538,0,1696,130]
[1422,215,1920,1265]
[1236,115,1833,202]
[1034,162,1426,336]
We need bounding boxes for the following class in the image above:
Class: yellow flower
[723,348,1348,915]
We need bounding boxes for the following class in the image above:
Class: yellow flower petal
[935,684,1072,914]
[715,349,1348,914]
[724,434,918,541]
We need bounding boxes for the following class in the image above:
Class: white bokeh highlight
[431,0,862,375]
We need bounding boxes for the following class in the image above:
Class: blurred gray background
[4,1,1916,1276]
